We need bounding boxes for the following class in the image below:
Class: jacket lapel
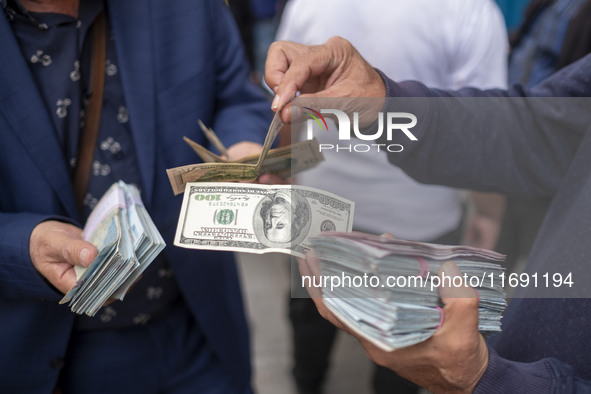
[0,14,78,218]
[107,0,157,206]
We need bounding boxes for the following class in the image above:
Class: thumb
[437,262,480,328]
[438,261,478,300]
[60,238,98,268]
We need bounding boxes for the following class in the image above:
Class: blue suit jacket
[0,1,272,391]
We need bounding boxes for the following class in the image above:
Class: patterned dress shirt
[2,0,181,329]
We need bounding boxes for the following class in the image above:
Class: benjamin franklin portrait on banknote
[255,190,311,246]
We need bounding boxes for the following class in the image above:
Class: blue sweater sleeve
[374,55,591,198]
[374,55,591,392]
[474,346,591,393]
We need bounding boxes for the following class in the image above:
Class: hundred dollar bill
[167,162,259,196]
[167,138,324,195]
[166,110,324,195]
[174,182,354,257]
[252,138,324,178]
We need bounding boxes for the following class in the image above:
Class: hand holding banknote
[166,111,324,195]
[298,251,488,393]
[226,141,264,161]
[59,181,167,316]
[29,221,98,294]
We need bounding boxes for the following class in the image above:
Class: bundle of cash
[173,182,354,258]
[166,113,324,195]
[60,181,166,316]
[308,232,507,351]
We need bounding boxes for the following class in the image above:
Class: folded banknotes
[308,232,507,351]
[60,181,165,316]
[166,112,324,195]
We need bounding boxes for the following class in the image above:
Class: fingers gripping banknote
[166,111,324,195]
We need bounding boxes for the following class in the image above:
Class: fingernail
[290,105,300,121]
[442,261,461,278]
[79,248,91,266]
[440,262,463,288]
[271,94,281,110]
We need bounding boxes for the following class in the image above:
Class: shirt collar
[2,0,103,30]
[2,0,40,24]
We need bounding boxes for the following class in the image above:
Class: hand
[298,254,488,393]
[465,192,505,250]
[226,141,286,185]
[29,220,98,294]
[463,214,502,250]
[265,36,386,122]
[227,142,294,185]
[257,173,290,185]
[226,141,264,160]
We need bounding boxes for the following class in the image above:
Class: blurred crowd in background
[227,0,591,393]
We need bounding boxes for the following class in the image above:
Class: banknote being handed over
[174,182,355,257]
[166,112,324,195]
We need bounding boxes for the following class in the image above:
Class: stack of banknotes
[309,232,507,351]
[60,181,165,316]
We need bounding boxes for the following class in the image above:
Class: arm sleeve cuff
[374,68,436,98]
[474,346,557,393]
[0,213,79,301]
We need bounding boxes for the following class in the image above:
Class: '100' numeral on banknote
[173,182,355,257]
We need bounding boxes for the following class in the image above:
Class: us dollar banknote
[166,110,324,195]
[166,139,324,195]
[174,183,355,257]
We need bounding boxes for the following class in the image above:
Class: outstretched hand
[265,36,386,122]
[297,253,488,394]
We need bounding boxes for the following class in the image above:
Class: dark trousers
[58,300,251,394]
